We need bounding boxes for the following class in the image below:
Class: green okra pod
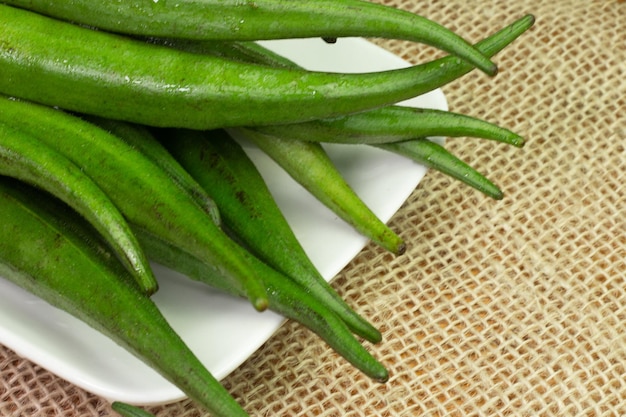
[85,116,222,226]
[375,139,504,200]
[237,128,406,255]
[0,121,158,295]
[255,107,525,147]
[0,96,268,311]
[0,177,250,417]
[3,0,497,75]
[159,128,382,343]
[0,5,506,130]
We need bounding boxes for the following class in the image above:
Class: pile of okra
[0,2,534,416]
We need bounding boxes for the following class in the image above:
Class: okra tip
[373,367,390,384]
[139,274,159,297]
[384,234,406,256]
[253,296,270,312]
[511,135,525,148]
[491,189,504,201]
[395,242,407,256]
[476,13,536,76]
[364,326,383,344]
[484,61,498,77]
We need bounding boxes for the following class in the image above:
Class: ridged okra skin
[0,121,157,294]
[0,96,268,311]
[84,116,222,227]
[0,5,497,130]
[0,177,250,417]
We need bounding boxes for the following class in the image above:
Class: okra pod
[0,96,268,310]
[0,121,157,294]
[256,107,525,147]
[0,5,507,129]
[239,128,406,255]
[84,116,222,226]
[3,0,497,75]
[0,177,250,417]
[375,139,504,200]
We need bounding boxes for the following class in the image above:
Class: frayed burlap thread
[2,0,625,416]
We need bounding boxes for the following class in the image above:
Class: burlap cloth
[2,0,625,416]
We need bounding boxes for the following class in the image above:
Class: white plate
[0,37,447,405]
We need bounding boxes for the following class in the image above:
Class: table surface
[2,1,626,416]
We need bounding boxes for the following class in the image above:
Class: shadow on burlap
[1,0,625,416]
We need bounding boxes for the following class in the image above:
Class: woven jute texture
[2,0,625,416]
